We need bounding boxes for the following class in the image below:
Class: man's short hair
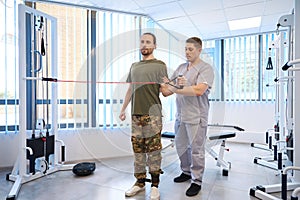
[186,37,202,48]
[142,32,157,45]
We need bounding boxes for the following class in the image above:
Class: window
[35,3,88,129]
[0,1,21,132]
[95,12,142,128]
[202,40,221,100]
[223,35,259,101]
[0,1,289,133]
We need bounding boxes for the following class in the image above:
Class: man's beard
[141,48,154,56]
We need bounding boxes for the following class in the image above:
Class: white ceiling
[36,0,295,40]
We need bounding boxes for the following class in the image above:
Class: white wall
[0,128,134,168]
[0,102,276,168]
[209,101,275,143]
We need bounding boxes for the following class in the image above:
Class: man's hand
[177,75,187,88]
[119,112,126,121]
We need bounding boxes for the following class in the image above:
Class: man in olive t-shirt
[119,32,170,200]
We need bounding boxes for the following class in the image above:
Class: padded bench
[162,132,175,138]
[208,132,236,140]
[162,131,236,140]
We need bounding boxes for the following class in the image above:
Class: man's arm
[171,75,209,96]
[119,86,132,121]
[160,82,174,97]
[175,83,208,96]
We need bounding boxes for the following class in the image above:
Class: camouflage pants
[131,115,162,187]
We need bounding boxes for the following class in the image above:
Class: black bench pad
[162,132,236,140]
[162,132,175,138]
[208,132,236,140]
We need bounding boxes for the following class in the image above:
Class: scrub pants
[174,119,207,185]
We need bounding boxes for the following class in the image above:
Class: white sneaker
[125,185,145,197]
[150,186,160,200]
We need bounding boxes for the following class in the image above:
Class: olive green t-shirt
[127,59,168,116]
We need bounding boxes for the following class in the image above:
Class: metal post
[294,0,300,182]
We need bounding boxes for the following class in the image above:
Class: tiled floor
[0,140,295,200]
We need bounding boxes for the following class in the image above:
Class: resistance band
[40,77,183,89]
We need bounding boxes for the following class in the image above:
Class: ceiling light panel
[228,16,261,30]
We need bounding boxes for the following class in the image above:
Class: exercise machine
[252,32,289,171]
[250,59,300,199]
[249,1,300,198]
[6,5,72,200]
